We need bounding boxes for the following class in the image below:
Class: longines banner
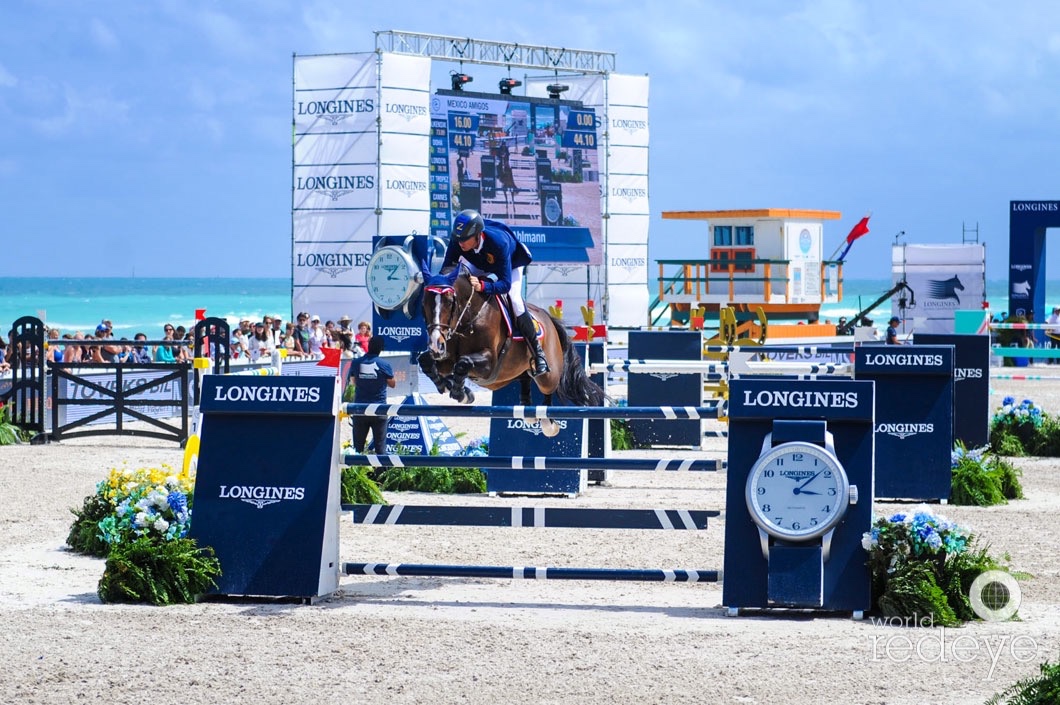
[292,52,431,325]
[892,244,987,334]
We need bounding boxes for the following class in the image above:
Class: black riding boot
[517,311,550,376]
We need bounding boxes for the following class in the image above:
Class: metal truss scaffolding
[375,30,616,74]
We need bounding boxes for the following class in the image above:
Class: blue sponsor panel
[511,226,594,264]
[723,378,874,613]
[378,393,462,455]
[488,380,587,495]
[1007,200,1060,336]
[855,345,954,501]
[190,375,341,599]
[913,333,990,448]
[627,331,702,447]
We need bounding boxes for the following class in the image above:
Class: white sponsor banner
[379,133,431,171]
[606,213,649,246]
[525,264,605,328]
[295,132,374,167]
[59,369,188,426]
[294,286,373,330]
[379,163,431,211]
[293,165,377,211]
[293,210,375,244]
[607,243,649,286]
[607,171,649,215]
[379,89,431,135]
[609,144,647,174]
[608,73,650,109]
[894,244,986,267]
[293,241,372,288]
[379,210,430,238]
[608,105,649,148]
[293,53,378,134]
[608,284,649,328]
[897,270,986,328]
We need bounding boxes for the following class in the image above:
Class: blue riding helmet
[451,209,484,243]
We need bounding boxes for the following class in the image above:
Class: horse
[417,271,605,436]
[927,275,965,304]
[495,143,518,218]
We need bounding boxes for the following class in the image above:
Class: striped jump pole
[591,360,852,377]
[346,504,719,530]
[343,453,724,472]
[991,374,1060,381]
[345,563,721,583]
[700,344,855,355]
[345,403,721,420]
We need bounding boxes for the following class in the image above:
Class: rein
[426,274,480,343]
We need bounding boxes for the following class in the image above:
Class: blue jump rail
[343,454,725,472]
[344,403,721,419]
[344,503,719,530]
[344,563,721,583]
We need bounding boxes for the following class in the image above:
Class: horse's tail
[549,314,606,406]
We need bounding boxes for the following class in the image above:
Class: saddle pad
[498,304,544,341]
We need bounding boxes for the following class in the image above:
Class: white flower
[153,518,170,533]
[134,511,149,527]
[861,533,872,551]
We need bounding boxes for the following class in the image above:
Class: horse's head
[422,273,476,360]
[951,275,965,291]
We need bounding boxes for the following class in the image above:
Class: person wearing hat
[338,315,353,334]
[308,314,326,355]
[886,316,902,345]
[269,315,285,348]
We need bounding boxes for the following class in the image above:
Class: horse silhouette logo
[927,275,965,304]
[1012,280,1032,298]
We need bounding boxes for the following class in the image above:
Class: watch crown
[849,484,858,505]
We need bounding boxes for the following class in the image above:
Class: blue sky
[2,0,1059,281]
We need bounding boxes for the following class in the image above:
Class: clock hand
[793,488,821,495]
[794,470,824,492]
[384,265,401,281]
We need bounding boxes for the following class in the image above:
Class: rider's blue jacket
[439,219,532,297]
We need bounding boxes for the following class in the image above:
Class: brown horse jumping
[417,272,604,433]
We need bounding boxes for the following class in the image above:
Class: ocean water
[0,277,291,338]
[0,276,1049,339]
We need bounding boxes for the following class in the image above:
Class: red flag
[317,347,342,368]
[194,308,206,321]
[845,216,870,244]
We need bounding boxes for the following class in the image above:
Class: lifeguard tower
[654,209,845,337]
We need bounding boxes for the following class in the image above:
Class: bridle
[425,271,479,347]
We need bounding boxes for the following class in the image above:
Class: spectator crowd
[1,313,372,371]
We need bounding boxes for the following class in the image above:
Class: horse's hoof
[540,420,560,438]
[464,390,475,404]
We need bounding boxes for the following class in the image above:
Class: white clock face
[366,247,414,309]
[745,441,849,541]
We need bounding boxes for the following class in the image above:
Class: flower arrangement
[0,401,22,446]
[67,463,220,605]
[96,464,195,546]
[990,396,1059,456]
[461,436,489,457]
[863,507,1008,626]
[950,442,1023,506]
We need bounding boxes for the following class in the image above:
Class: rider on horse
[440,209,549,376]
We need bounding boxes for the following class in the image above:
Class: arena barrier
[344,402,726,494]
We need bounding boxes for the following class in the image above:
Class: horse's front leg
[538,391,560,438]
[417,350,452,394]
[449,351,493,404]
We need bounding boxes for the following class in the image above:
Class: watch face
[366,247,415,309]
[745,441,849,541]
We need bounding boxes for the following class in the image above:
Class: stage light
[451,72,473,91]
[498,78,522,95]
[547,83,569,99]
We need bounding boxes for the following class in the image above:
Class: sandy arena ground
[2,379,1059,704]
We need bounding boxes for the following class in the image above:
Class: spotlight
[546,83,569,100]
[451,72,473,91]
[498,77,522,95]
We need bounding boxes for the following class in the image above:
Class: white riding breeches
[461,259,526,316]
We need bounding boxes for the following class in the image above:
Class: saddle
[496,298,543,341]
